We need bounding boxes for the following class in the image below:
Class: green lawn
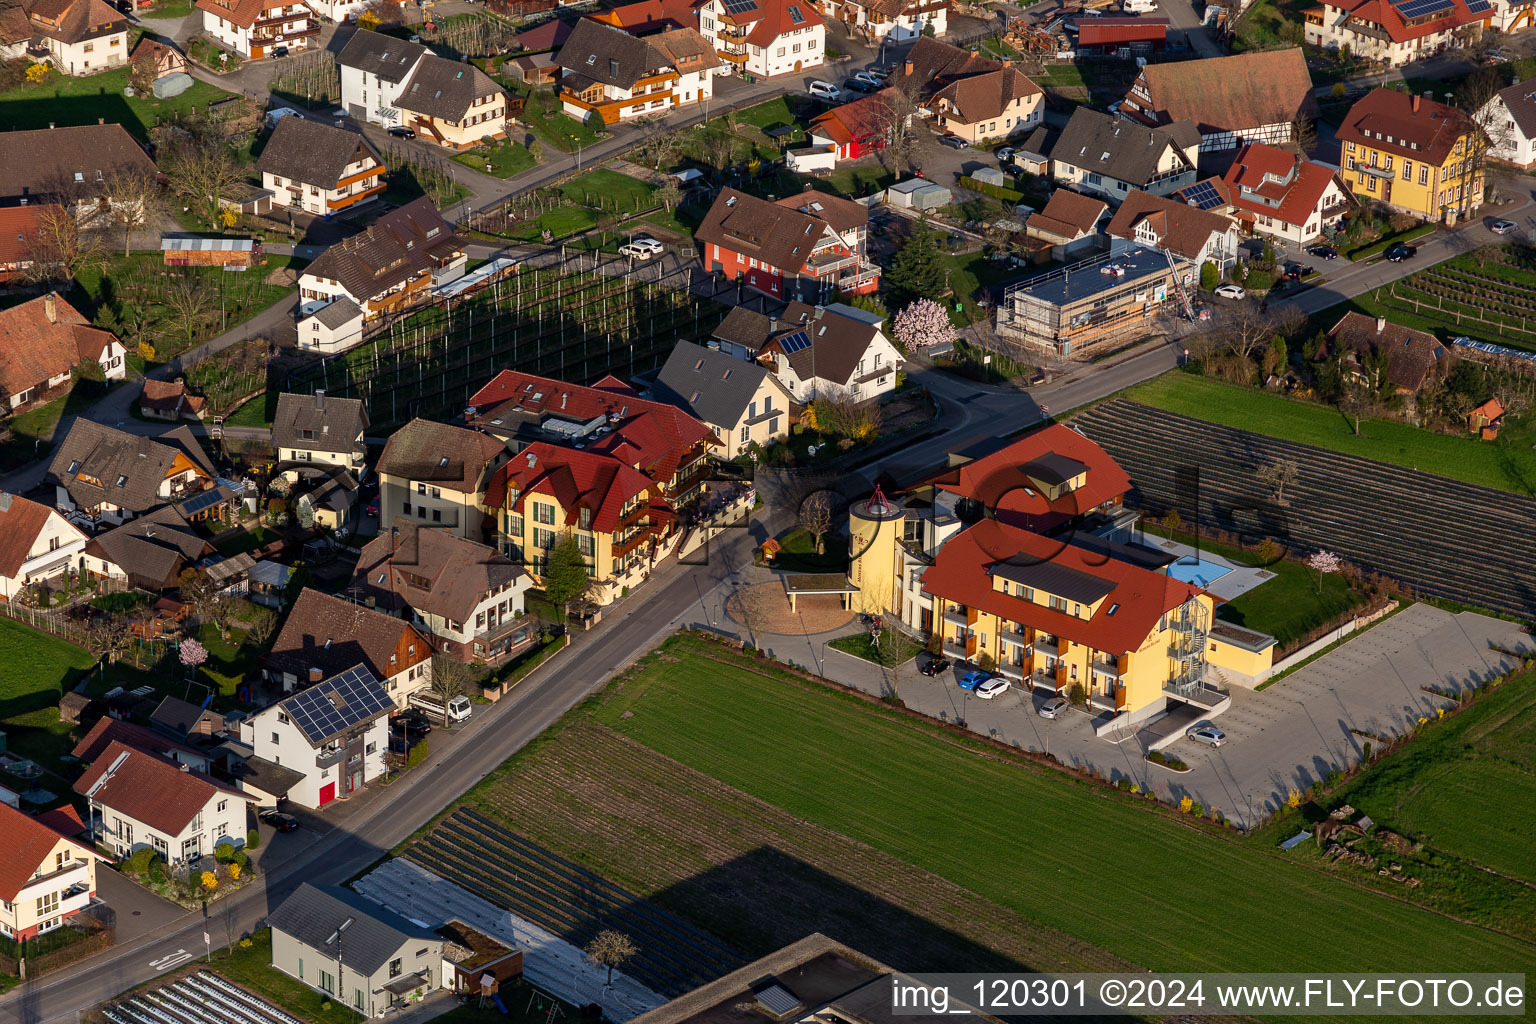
[0,617,97,770]
[452,140,538,180]
[514,85,608,153]
[504,205,599,243]
[730,95,799,132]
[224,394,276,428]
[0,66,241,141]
[559,168,657,213]
[1332,674,1536,883]
[212,929,355,1024]
[771,527,847,574]
[581,635,1536,972]
[1157,530,1367,648]
[1127,372,1536,496]
[828,631,920,667]
[938,249,1019,325]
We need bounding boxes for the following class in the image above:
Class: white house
[0,492,87,600]
[265,587,435,701]
[712,300,902,404]
[1219,143,1354,245]
[0,292,126,410]
[24,0,128,76]
[272,391,369,473]
[0,803,100,942]
[194,0,319,60]
[256,117,386,217]
[337,30,510,147]
[1105,188,1241,274]
[1051,107,1198,203]
[697,0,825,79]
[837,0,948,42]
[297,198,465,319]
[376,418,504,542]
[1480,77,1536,169]
[298,298,366,354]
[47,421,219,526]
[352,522,534,665]
[238,665,394,808]
[77,741,253,865]
[1302,0,1489,66]
[553,18,685,125]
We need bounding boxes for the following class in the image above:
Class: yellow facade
[496,491,651,586]
[847,499,903,616]
[1343,131,1484,223]
[1207,632,1274,680]
[0,834,98,940]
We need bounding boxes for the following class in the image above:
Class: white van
[409,690,473,723]
[1123,0,1159,13]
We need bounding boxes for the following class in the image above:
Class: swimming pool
[1166,556,1232,589]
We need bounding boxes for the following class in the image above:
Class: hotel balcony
[999,628,1029,648]
[942,609,968,629]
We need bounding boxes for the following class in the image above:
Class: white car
[849,70,882,88]
[1491,219,1517,235]
[975,678,1010,700]
[1038,696,1070,719]
[1215,284,1246,300]
[619,236,664,259]
[808,81,841,101]
[1186,725,1227,747]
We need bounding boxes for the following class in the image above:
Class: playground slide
[492,994,509,1015]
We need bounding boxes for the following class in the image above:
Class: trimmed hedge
[959,175,1025,204]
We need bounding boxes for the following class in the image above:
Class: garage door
[318,782,335,806]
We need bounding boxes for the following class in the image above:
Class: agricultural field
[0,617,97,770]
[1328,672,1536,884]
[1126,372,1536,496]
[0,65,241,140]
[410,634,1536,988]
[1343,248,1536,353]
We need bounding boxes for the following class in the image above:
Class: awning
[384,971,431,995]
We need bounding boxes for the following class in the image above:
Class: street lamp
[325,916,356,1020]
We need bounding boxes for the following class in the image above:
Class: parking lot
[815,603,1530,829]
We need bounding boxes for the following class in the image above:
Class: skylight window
[116,475,127,487]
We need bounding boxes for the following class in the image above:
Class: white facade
[770,328,903,403]
[1479,91,1536,168]
[410,577,533,660]
[674,65,715,105]
[0,509,88,600]
[263,153,384,217]
[1052,151,1195,202]
[298,303,367,354]
[841,0,947,42]
[53,465,208,525]
[698,0,825,79]
[380,477,487,542]
[341,63,412,128]
[34,31,128,75]
[307,0,367,20]
[89,786,250,866]
[239,705,390,809]
[201,0,319,59]
[1110,220,1240,272]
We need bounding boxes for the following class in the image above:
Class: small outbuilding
[162,236,261,270]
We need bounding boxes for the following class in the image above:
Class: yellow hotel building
[847,426,1275,729]
[1337,87,1484,224]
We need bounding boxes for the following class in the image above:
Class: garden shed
[886,179,952,210]
[162,236,261,270]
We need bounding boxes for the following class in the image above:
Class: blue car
[958,670,990,691]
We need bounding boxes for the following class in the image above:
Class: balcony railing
[837,263,881,289]
[942,609,968,628]
[316,746,345,767]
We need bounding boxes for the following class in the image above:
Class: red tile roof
[75,740,248,837]
[734,0,823,46]
[0,493,60,580]
[34,805,87,838]
[194,0,310,29]
[918,423,1131,533]
[924,519,1205,656]
[930,66,1043,126]
[72,716,209,766]
[1077,16,1168,45]
[0,205,47,270]
[1221,143,1346,229]
[467,370,714,484]
[1120,49,1317,136]
[1026,188,1107,240]
[694,187,845,276]
[593,0,701,31]
[1321,0,1487,41]
[0,802,97,901]
[810,90,897,148]
[484,442,656,532]
[0,291,120,400]
[1104,189,1237,262]
[1336,87,1474,163]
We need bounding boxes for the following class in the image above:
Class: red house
[1076,16,1168,54]
[807,90,896,160]
[694,188,879,302]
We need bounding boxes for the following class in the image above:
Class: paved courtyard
[681,571,1532,830]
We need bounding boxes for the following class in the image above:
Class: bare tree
[24,203,107,283]
[100,168,165,257]
[429,652,475,726]
[1256,459,1299,505]
[869,80,922,175]
[162,274,214,344]
[165,139,244,229]
[89,613,137,664]
[798,490,834,555]
[585,930,637,986]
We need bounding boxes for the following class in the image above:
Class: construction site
[993,246,1195,357]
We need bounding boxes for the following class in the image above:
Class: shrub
[1114,777,1132,791]
[247,828,260,849]
[1068,683,1086,706]
[1199,260,1218,291]
[1179,796,1194,814]
[149,859,167,884]
[1192,802,1205,818]
[975,652,996,673]
[215,844,235,864]
[1331,81,1346,98]
[1148,750,1167,764]
[1246,269,1274,291]
[232,848,248,868]
[228,863,241,881]
[1362,741,1372,762]
[128,848,156,876]
[407,738,429,768]
[1325,769,1343,787]
[201,871,218,890]
[239,937,253,948]
[1286,787,1302,809]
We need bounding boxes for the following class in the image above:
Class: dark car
[843,79,875,94]
[397,708,433,733]
[1308,244,1338,259]
[388,126,417,139]
[1285,263,1314,280]
[1385,243,1417,262]
[259,809,300,833]
[273,45,289,57]
[919,657,950,677]
[937,134,969,150]
[392,717,431,743]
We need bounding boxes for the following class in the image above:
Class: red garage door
[319,782,336,806]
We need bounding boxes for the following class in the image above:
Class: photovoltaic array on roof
[1390,0,1453,18]
[1465,0,1491,12]
[1179,181,1223,211]
[755,985,802,1016]
[177,489,225,517]
[779,330,811,354]
[723,0,758,14]
[282,664,394,744]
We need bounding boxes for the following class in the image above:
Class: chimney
[315,388,325,410]
[44,292,57,324]
[48,122,55,129]
[0,492,11,512]
[1412,93,1421,113]
[179,763,191,772]
[1376,316,1387,334]
[904,58,914,76]
[1002,58,1011,68]
[309,666,323,683]
[769,316,778,331]
[97,117,104,125]
[610,57,619,78]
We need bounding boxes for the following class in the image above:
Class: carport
[780,573,858,612]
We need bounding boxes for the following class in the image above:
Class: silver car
[1186,725,1227,747]
[1038,696,1070,719]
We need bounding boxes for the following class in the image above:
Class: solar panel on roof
[1178,181,1223,211]
[779,330,811,353]
[755,985,802,1017]
[179,489,225,516]
[723,0,758,14]
[1391,0,1453,17]
[1465,0,1491,11]
[283,664,394,743]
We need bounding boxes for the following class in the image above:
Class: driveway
[95,868,185,945]
[777,603,1531,830]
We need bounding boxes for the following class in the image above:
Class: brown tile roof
[257,117,382,188]
[72,716,209,766]
[0,3,30,44]
[591,0,699,32]
[1323,311,1451,392]
[301,197,461,305]
[0,291,118,401]
[1336,87,1472,164]
[1122,50,1317,137]
[1104,188,1235,261]
[47,420,215,514]
[899,35,999,97]
[1027,189,1107,240]
[649,26,722,73]
[694,188,842,273]
[74,740,247,837]
[555,17,670,90]
[0,123,158,204]
[930,66,1042,126]
[28,0,124,44]
[712,302,885,388]
[773,190,868,234]
[337,28,427,83]
[83,505,213,590]
[139,378,206,417]
[395,54,506,122]
[352,520,527,623]
[193,0,307,29]
[0,492,69,579]
[272,392,369,455]
[0,801,97,902]
[267,587,433,681]
[378,417,503,494]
